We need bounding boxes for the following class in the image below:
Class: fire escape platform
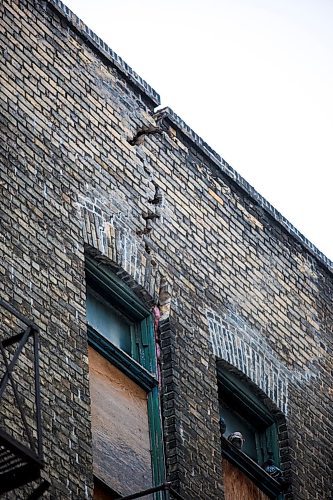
[0,427,43,495]
[0,299,46,496]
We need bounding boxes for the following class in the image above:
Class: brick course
[0,0,332,498]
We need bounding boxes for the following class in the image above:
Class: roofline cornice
[156,107,333,275]
[46,0,161,107]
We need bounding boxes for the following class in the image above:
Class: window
[86,257,165,498]
[218,366,285,499]
[86,285,132,355]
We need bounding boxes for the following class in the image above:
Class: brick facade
[0,0,332,498]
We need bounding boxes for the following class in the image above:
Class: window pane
[89,347,153,496]
[87,287,132,355]
[220,401,257,460]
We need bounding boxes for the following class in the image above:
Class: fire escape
[0,299,48,497]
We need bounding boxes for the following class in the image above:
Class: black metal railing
[0,298,44,494]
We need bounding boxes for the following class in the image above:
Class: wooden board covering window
[223,458,269,500]
[88,347,153,497]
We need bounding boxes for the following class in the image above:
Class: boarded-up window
[223,459,269,500]
[89,347,153,497]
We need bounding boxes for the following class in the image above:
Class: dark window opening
[219,398,258,460]
[87,285,132,355]
[218,365,286,499]
[94,476,121,499]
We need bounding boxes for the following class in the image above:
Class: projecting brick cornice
[156,107,333,275]
[46,0,161,107]
[46,0,332,275]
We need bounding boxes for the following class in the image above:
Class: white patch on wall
[207,310,289,414]
[207,308,323,416]
[75,186,161,299]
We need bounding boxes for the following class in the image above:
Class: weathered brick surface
[0,1,332,499]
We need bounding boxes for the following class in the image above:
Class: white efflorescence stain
[207,309,289,414]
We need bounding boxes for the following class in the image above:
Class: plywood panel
[89,347,153,496]
[223,458,269,500]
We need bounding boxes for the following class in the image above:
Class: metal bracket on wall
[118,482,186,500]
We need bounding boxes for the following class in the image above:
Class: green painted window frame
[218,366,284,499]
[86,256,165,494]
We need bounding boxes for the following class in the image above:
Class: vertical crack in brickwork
[76,185,168,301]
[2,1,331,497]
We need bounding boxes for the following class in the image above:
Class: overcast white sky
[64,0,333,261]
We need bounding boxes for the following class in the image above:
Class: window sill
[221,437,285,498]
[88,326,158,391]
